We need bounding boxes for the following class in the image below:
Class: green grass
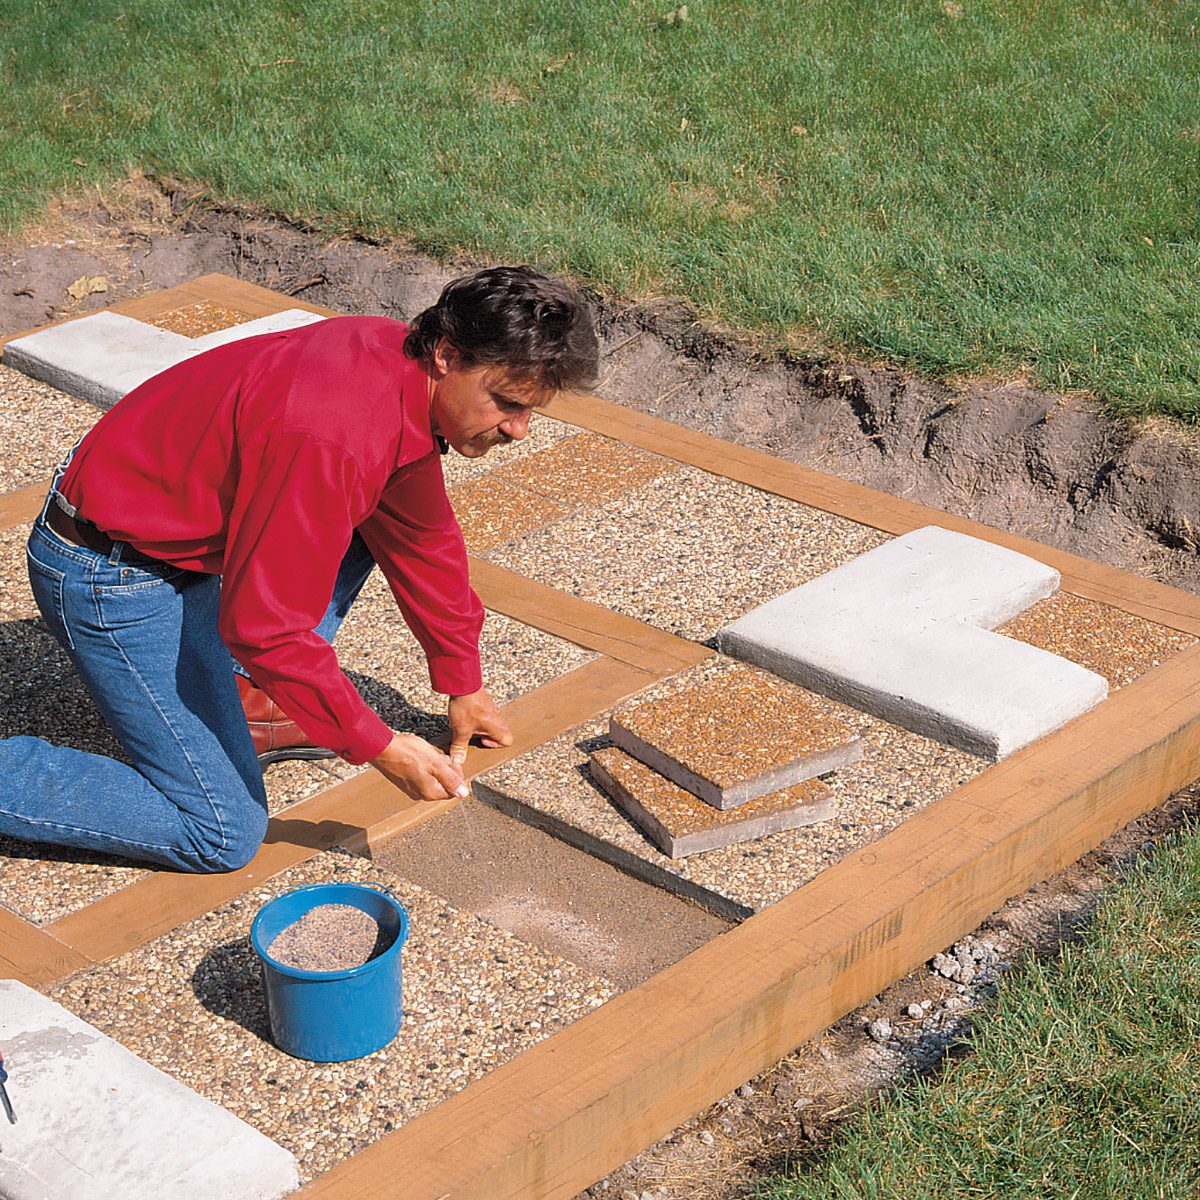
[759,822,1200,1200]
[1,0,1197,416]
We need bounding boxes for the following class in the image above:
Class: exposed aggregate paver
[480,657,985,917]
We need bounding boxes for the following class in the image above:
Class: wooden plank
[301,641,1200,1200]
[47,656,660,965]
[0,907,91,987]
[546,391,1200,636]
[0,484,41,530]
[469,558,711,674]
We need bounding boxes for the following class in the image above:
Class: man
[0,265,598,873]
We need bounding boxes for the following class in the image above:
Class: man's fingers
[432,756,469,799]
[477,713,514,748]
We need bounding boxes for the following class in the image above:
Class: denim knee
[188,806,268,873]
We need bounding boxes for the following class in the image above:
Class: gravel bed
[0,365,99,493]
[49,850,616,1183]
[485,467,889,641]
[0,523,43,622]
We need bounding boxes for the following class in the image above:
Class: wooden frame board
[2,275,1199,1200]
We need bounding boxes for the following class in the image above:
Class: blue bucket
[250,882,410,1062]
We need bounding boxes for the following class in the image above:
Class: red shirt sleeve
[358,452,485,696]
[218,430,393,765]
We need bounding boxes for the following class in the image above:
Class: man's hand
[371,732,469,802]
[447,687,513,766]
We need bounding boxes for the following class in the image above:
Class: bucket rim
[250,881,410,981]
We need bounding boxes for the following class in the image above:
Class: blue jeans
[0,476,375,873]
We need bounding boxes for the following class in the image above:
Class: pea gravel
[0,364,98,493]
[49,850,616,1183]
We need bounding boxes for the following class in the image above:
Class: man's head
[405,265,599,457]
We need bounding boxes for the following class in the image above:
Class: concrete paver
[609,667,861,808]
[720,526,1108,760]
[0,980,299,1200]
[3,309,324,409]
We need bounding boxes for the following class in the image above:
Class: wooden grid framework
[3,276,1200,1198]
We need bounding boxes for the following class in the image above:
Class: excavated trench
[4,174,1200,1198]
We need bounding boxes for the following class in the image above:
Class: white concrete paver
[0,981,299,1200]
[3,309,325,409]
[719,526,1108,760]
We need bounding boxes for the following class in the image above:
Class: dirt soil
[5,173,1200,1199]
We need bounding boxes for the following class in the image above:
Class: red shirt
[60,316,484,765]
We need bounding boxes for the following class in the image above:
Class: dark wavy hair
[404,265,599,393]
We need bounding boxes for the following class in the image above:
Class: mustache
[478,429,515,448]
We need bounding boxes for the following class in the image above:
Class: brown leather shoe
[236,675,338,768]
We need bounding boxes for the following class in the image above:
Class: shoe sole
[257,746,340,768]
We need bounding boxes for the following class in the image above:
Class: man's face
[429,341,549,458]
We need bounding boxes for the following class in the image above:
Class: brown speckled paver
[0,365,98,492]
[143,300,257,338]
[485,466,890,641]
[495,431,676,507]
[610,668,861,808]
[1000,590,1195,687]
[590,747,835,858]
[449,475,570,552]
[478,657,985,918]
[49,850,615,1183]
[446,431,672,553]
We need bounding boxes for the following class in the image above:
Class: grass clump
[761,824,1200,1200]
[1,1,1198,415]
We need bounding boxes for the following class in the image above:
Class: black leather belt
[46,503,123,556]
